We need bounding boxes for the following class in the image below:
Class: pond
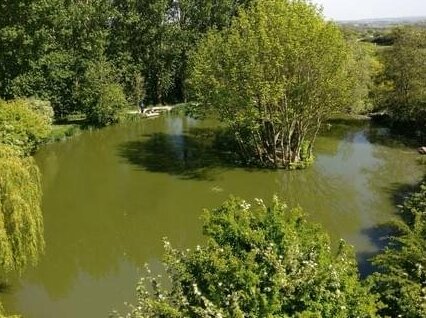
[1,115,424,317]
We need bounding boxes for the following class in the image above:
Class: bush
[113,197,378,317]
[369,178,426,318]
[86,83,127,126]
[0,99,52,155]
[75,59,128,126]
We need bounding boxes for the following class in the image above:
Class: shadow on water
[357,225,393,278]
[0,281,11,293]
[327,116,370,128]
[357,176,425,278]
[326,116,423,150]
[118,127,240,181]
[387,181,422,208]
[365,127,422,149]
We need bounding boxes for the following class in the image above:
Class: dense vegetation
[370,179,426,317]
[0,0,423,144]
[0,0,253,126]
[0,144,44,274]
[380,27,426,129]
[0,100,49,316]
[0,0,425,316]
[190,0,358,168]
[0,99,52,155]
[114,197,378,317]
[351,25,426,132]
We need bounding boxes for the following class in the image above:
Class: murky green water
[1,115,424,317]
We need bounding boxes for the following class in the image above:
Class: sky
[311,0,426,21]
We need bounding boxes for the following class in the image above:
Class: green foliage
[89,84,128,126]
[0,303,19,318]
[128,72,145,108]
[26,98,55,124]
[368,48,393,112]
[109,0,178,104]
[1,0,116,120]
[110,0,253,105]
[48,124,80,143]
[369,179,426,317]
[10,49,77,118]
[189,0,355,168]
[114,196,378,317]
[0,0,34,99]
[344,41,377,114]
[1,0,253,119]
[382,27,426,127]
[417,156,426,166]
[0,144,44,274]
[0,99,52,155]
[75,59,128,126]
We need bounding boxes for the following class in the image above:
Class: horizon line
[330,15,426,23]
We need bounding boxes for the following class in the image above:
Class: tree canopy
[0,0,255,124]
[189,0,355,168]
[382,27,426,129]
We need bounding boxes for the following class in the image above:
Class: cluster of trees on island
[1,0,425,167]
[0,0,425,317]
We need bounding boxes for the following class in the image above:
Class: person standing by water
[139,100,145,113]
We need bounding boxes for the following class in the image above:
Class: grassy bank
[48,124,81,142]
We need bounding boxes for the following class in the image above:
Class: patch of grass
[327,112,371,125]
[122,112,141,122]
[48,124,81,142]
[417,156,426,165]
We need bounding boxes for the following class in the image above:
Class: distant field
[338,16,426,28]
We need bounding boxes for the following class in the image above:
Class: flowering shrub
[113,196,378,317]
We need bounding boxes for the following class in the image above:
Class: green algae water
[1,115,425,317]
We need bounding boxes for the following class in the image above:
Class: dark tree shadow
[357,225,393,278]
[366,127,423,149]
[357,176,425,277]
[0,280,13,295]
[387,181,422,207]
[325,116,424,149]
[385,176,426,228]
[326,116,370,129]
[117,128,240,181]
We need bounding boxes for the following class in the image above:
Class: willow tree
[189,0,353,168]
[0,145,44,273]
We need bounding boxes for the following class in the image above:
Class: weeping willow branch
[0,145,44,274]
